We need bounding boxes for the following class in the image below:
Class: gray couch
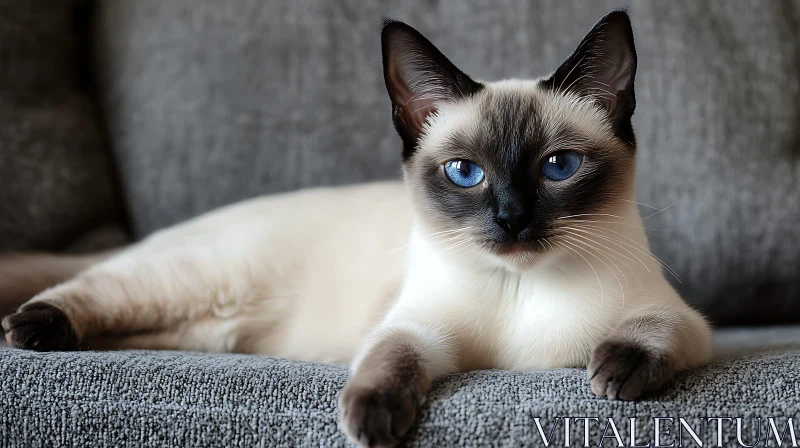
[1,1,799,446]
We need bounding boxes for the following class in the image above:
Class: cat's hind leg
[2,246,267,352]
[83,316,249,352]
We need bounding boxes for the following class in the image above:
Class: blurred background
[0,0,797,325]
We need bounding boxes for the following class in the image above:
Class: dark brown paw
[339,382,422,448]
[588,340,674,401]
[2,302,77,351]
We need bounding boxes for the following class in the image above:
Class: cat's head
[382,10,638,271]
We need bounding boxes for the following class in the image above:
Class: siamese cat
[1,10,711,448]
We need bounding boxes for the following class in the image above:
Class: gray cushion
[1,326,798,447]
[0,0,123,251]
[89,0,800,325]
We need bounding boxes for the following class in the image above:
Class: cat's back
[144,180,411,250]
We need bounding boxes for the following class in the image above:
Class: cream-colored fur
[4,176,710,371]
[2,13,713,448]
[4,83,711,371]
[3,84,712,448]
[15,182,411,362]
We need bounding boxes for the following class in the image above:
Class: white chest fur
[378,222,668,372]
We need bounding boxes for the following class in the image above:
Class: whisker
[395,226,471,245]
[620,198,662,211]
[560,230,646,298]
[429,233,470,246]
[389,227,473,255]
[439,238,472,254]
[551,239,604,306]
[476,245,489,268]
[560,227,649,271]
[559,218,667,232]
[565,220,671,240]
[423,226,473,238]
[557,213,627,221]
[462,242,482,257]
[569,224,682,283]
[560,228,639,266]
[560,236,624,306]
[642,201,677,220]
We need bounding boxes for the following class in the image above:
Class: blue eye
[443,159,485,187]
[541,151,583,181]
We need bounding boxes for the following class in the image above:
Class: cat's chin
[495,241,532,255]
[490,241,542,271]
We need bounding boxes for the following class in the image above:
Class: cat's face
[382,11,638,271]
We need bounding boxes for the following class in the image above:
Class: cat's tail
[0,250,120,317]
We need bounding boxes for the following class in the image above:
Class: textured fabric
[89,0,800,325]
[4,4,797,446]
[0,0,124,251]
[1,326,798,447]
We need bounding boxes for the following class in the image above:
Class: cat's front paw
[2,302,77,351]
[338,382,422,448]
[588,340,674,401]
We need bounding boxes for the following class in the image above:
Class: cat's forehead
[421,79,617,161]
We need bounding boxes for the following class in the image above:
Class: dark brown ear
[381,19,483,160]
[542,10,638,145]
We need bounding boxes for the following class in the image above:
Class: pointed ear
[543,10,637,141]
[381,19,484,159]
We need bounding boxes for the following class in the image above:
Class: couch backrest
[89,0,800,324]
[0,0,123,251]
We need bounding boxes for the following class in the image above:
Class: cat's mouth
[494,241,536,255]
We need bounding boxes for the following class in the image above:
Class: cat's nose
[495,210,531,238]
